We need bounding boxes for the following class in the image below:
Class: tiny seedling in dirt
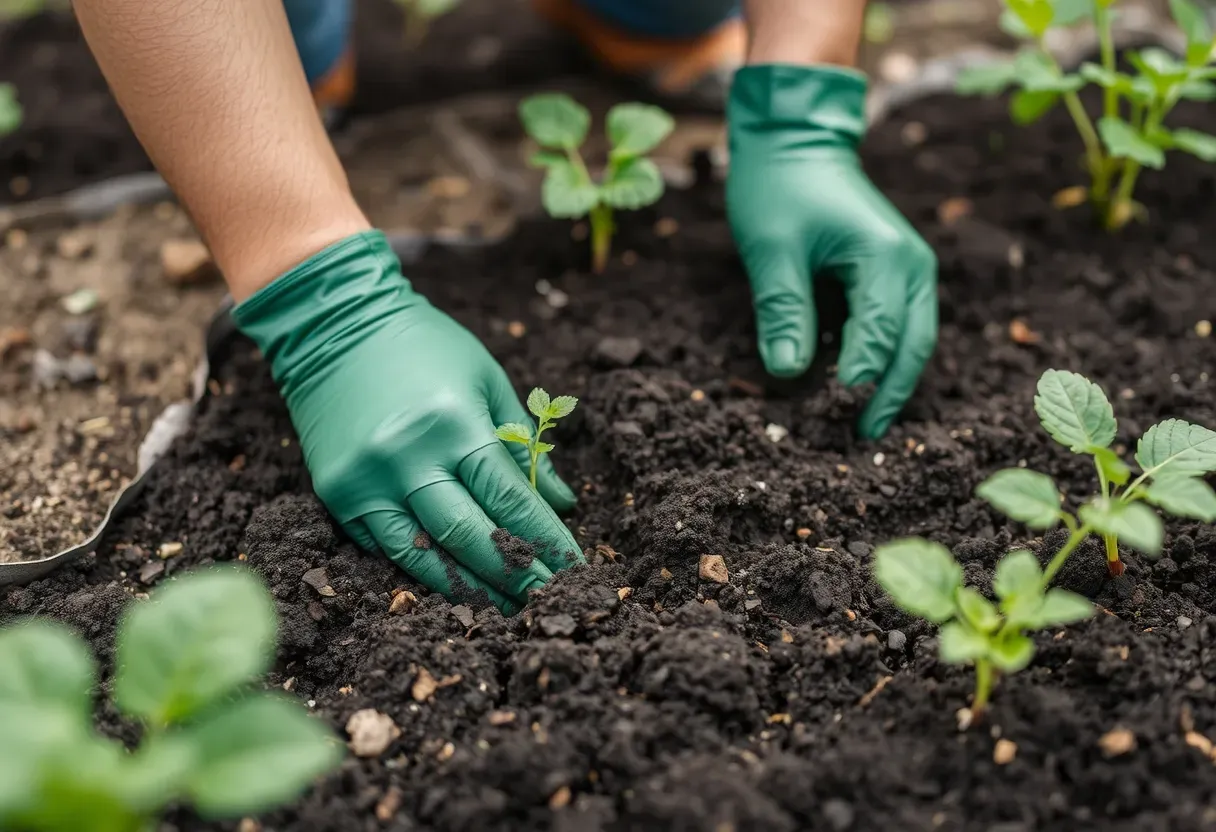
[957,0,1216,229]
[875,540,1094,720]
[391,0,461,45]
[495,387,578,489]
[0,567,342,832]
[977,368,1216,579]
[519,92,674,273]
[0,83,21,137]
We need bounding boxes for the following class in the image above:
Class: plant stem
[589,204,613,273]
[1103,533,1124,576]
[1042,524,1093,586]
[1107,159,1142,229]
[529,444,538,489]
[1061,91,1110,202]
[972,659,994,719]
[1095,4,1118,121]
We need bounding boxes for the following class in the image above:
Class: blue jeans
[282,0,740,84]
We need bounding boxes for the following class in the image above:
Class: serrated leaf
[993,549,1043,601]
[1011,89,1060,124]
[938,622,990,664]
[1099,117,1167,169]
[957,587,1002,633]
[956,61,1019,95]
[0,620,95,714]
[185,695,342,817]
[526,388,551,419]
[1015,50,1085,93]
[600,157,664,210]
[1172,0,1212,49]
[546,395,578,419]
[976,468,1061,529]
[1034,369,1117,452]
[114,568,276,725]
[1034,589,1095,627]
[494,422,532,445]
[606,103,674,158]
[1172,128,1216,161]
[540,159,600,219]
[988,632,1035,672]
[1007,0,1054,37]
[1079,498,1164,556]
[1143,476,1216,521]
[534,441,556,453]
[1136,419,1216,478]
[1092,446,1131,486]
[0,83,20,137]
[873,538,963,623]
[530,149,566,168]
[518,93,590,150]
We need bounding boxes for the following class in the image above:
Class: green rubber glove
[727,64,938,439]
[232,230,583,614]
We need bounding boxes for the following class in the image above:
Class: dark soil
[7,90,1216,831]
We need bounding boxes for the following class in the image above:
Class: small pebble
[1196,320,1212,338]
[1099,727,1137,757]
[1178,615,1193,630]
[887,630,907,651]
[821,798,855,831]
[873,452,886,466]
[507,321,526,338]
[993,738,1018,765]
[765,423,789,443]
[61,288,99,315]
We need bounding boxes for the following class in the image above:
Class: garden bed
[6,86,1216,831]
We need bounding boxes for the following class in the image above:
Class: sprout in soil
[519,93,674,273]
[956,0,1216,230]
[875,540,1094,720]
[495,387,578,490]
[978,368,1216,580]
[391,0,461,45]
[0,568,342,832]
[0,83,21,137]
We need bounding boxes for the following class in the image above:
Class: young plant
[391,0,461,45]
[0,83,21,137]
[875,540,1094,719]
[519,93,674,273]
[977,368,1216,580]
[0,567,342,832]
[957,0,1216,229]
[495,387,578,489]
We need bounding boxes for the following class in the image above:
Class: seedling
[977,368,1216,580]
[0,84,20,137]
[0,568,342,832]
[391,0,461,45]
[495,387,578,489]
[519,93,673,273]
[875,540,1094,719]
[957,0,1216,229]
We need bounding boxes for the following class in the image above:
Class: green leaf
[114,734,197,812]
[494,422,532,445]
[1054,0,1095,26]
[0,0,51,21]
[546,395,578,420]
[988,632,1035,672]
[1172,128,1216,161]
[1015,50,1085,93]
[872,538,963,623]
[976,468,1061,529]
[114,568,277,725]
[606,102,674,158]
[529,149,566,168]
[0,620,95,714]
[185,694,342,818]
[1099,116,1167,169]
[518,93,590,150]
[1172,0,1212,51]
[1092,446,1131,486]
[1079,498,1164,556]
[1011,89,1061,124]
[1034,369,1117,453]
[1129,47,1191,94]
[956,61,1019,95]
[956,587,1002,634]
[410,0,461,18]
[993,549,1043,602]
[1179,79,1216,101]
[0,701,85,816]
[526,388,551,419]
[999,9,1033,38]
[938,622,990,664]
[1007,0,1055,37]
[1136,419,1216,478]
[534,441,556,454]
[1080,63,1141,98]
[1143,476,1216,521]
[540,158,600,219]
[600,157,665,210]
[0,83,20,137]
[1033,589,1095,627]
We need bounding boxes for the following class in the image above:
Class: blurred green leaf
[976,468,1062,529]
[873,538,962,623]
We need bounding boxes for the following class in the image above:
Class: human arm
[730,0,939,439]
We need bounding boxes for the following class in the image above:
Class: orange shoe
[312,46,356,129]
[532,0,744,108]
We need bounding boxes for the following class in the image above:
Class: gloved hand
[233,230,583,614]
[727,64,938,439]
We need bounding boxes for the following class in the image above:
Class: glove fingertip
[762,337,811,378]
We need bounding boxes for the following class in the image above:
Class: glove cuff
[232,229,421,396]
[728,64,868,148]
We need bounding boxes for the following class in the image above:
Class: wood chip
[937,196,973,226]
[375,787,403,822]
[301,567,330,594]
[767,713,791,725]
[389,590,418,614]
[1052,185,1088,209]
[437,741,455,761]
[699,554,729,584]
[412,666,438,702]
[426,175,472,199]
[0,326,31,358]
[660,567,673,581]
[488,709,516,726]
[857,675,892,708]
[1009,318,1041,345]
[993,738,1018,765]
[507,320,526,338]
[796,528,812,540]
[549,786,572,809]
[1186,731,1216,760]
[157,542,183,559]
[345,709,400,757]
[617,587,633,601]
[654,217,679,237]
[1099,727,1136,757]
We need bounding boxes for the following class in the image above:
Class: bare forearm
[744,0,866,67]
[73,0,369,300]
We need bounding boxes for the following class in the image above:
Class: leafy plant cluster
[958,0,1216,229]
[519,93,674,273]
[0,568,342,832]
[496,387,578,490]
[876,368,1216,718]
